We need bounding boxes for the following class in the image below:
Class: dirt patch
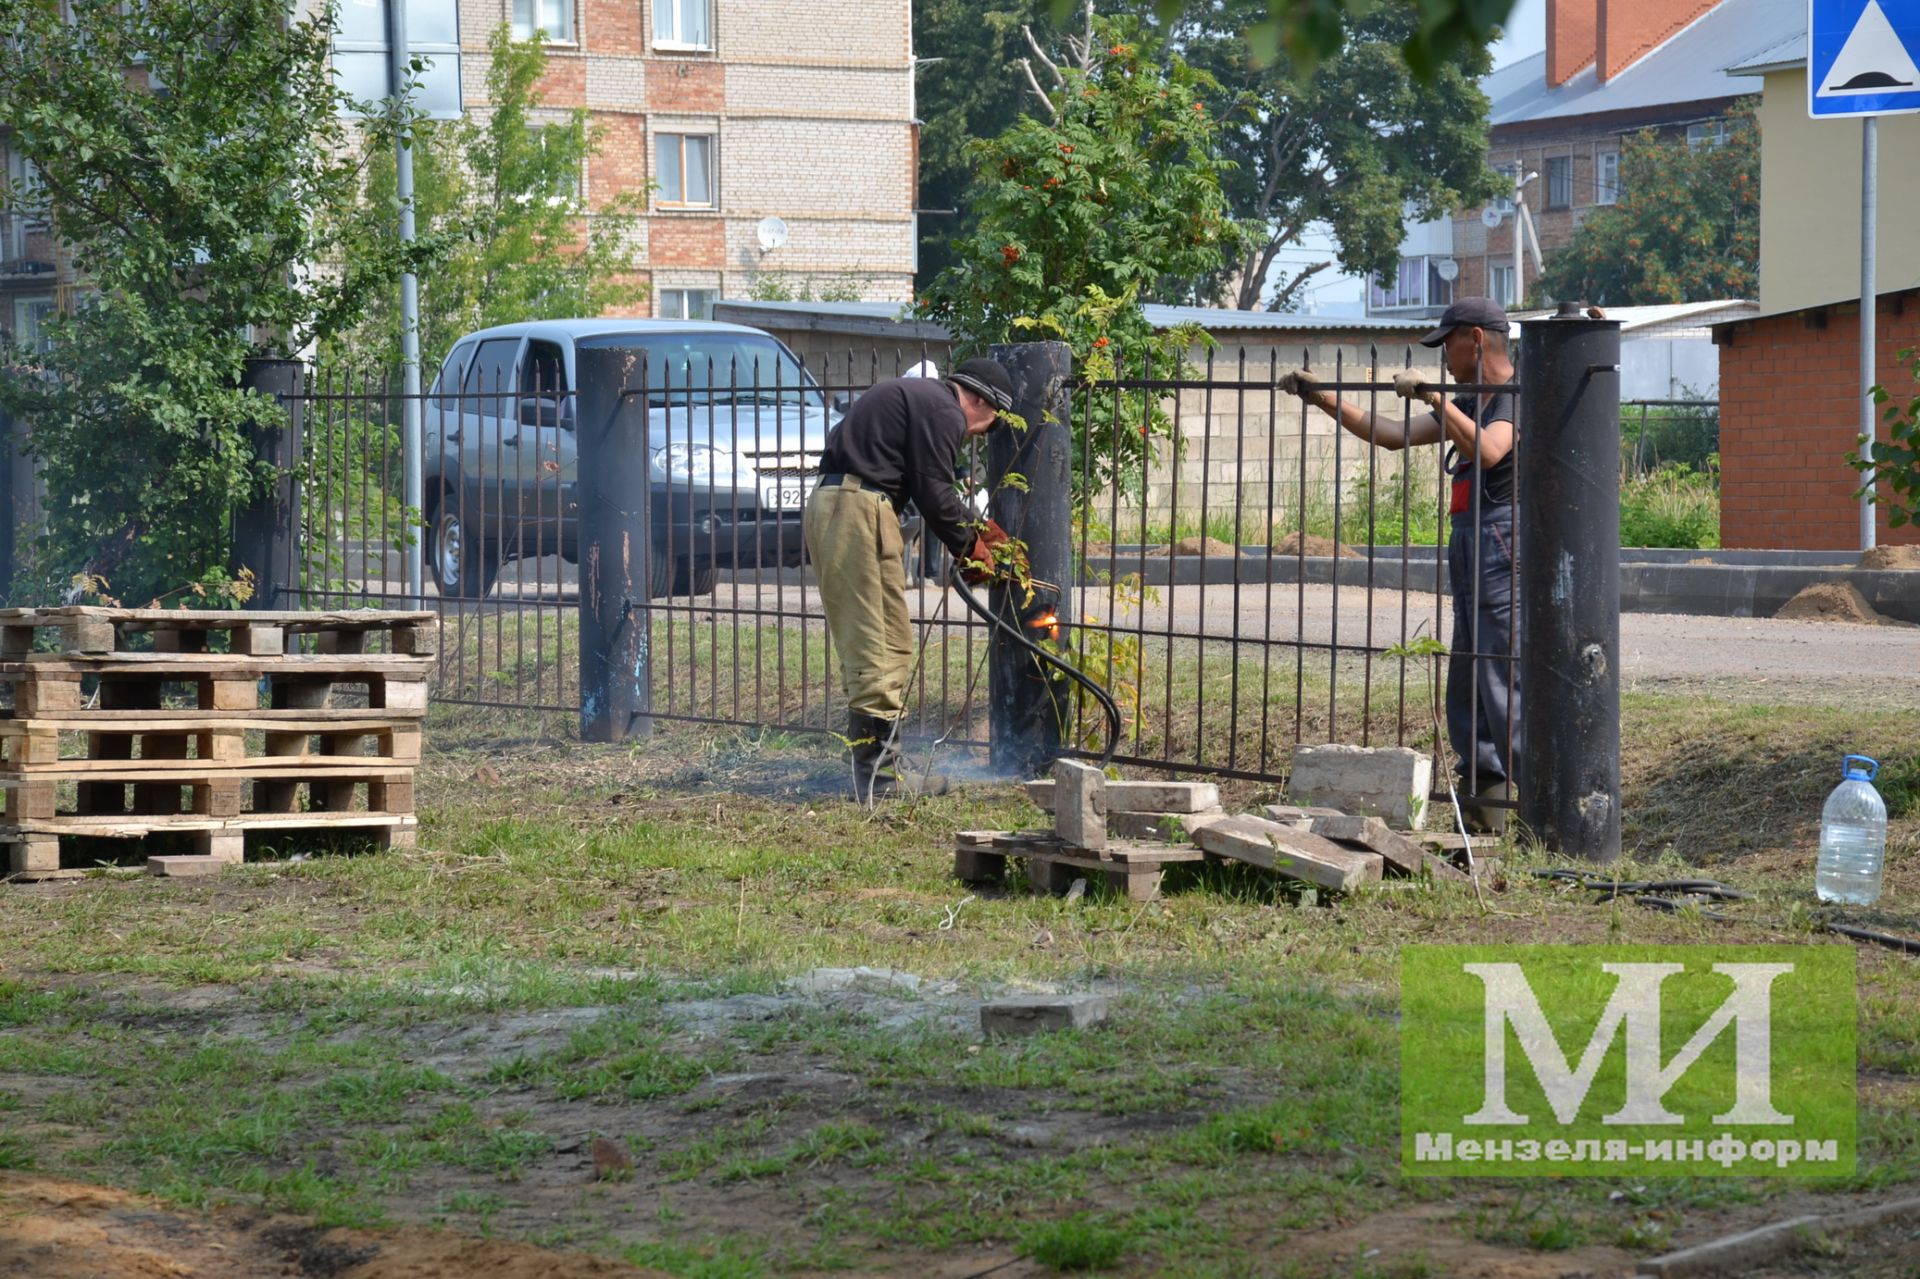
[0,1172,671,1279]
[1859,545,1920,570]
[1148,535,1240,557]
[1775,581,1915,627]
[1270,531,1362,559]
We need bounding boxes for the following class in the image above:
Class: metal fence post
[1518,304,1623,862]
[234,358,306,610]
[575,340,652,743]
[987,341,1073,777]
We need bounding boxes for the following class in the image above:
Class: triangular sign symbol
[1820,0,1920,96]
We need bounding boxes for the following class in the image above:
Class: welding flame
[1027,611,1061,642]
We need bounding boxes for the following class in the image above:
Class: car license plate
[762,478,812,509]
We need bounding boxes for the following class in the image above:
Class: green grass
[0,693,1916,1275]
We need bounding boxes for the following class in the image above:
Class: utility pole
[386,0,425,601]
[1859,116,1878,553]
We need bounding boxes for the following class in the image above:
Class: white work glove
[1278,368,1319,398]
[1392,371,1440,407]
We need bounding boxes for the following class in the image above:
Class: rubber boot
[848,711,948,800]
[1463,779,1511,836]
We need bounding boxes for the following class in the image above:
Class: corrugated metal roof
[1726,31,1806,75]
[1509,300,1759,332]
[1488,0,1801,128]
[713,298,1428,336]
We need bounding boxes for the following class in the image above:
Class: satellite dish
[1436,257,1460,282]
[1481,207,1504,230]
[756,216,789,253]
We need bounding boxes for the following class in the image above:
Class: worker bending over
[805,358,1015,801]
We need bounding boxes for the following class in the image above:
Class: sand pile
[1775,580,1914,627]
[1270,531,1363,559]
[1149,535,1240,557]
[1858,545,1920,570]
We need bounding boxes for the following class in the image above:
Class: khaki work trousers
[803,477,912,719]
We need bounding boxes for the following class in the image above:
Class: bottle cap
[1843,754,1879,782]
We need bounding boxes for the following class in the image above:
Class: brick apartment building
[0,0,918,342]
[1368,0,1798,320]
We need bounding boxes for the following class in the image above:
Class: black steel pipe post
[0,407,21,605]
[1518,305,1623,862]
[234,358,306,609]
[575,340,654,743]
[987,341,1073,778]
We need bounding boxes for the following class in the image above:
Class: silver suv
[422,319,832,599]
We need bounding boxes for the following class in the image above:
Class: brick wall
[1718,291,1920,549]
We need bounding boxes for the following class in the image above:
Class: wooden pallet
[0,654,432,717]
[0,717,422,773]
[3,812,417,880]
[954,830,1205,902]
[0,607,437,658]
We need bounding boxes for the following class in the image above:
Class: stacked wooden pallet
[957,759,1495,903]
[1,608,436,879]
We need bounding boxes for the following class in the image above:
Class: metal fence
[277,339,1524,794]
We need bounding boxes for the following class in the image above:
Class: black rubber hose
[952,575,1121,769]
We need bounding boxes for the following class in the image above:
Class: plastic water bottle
[1815,754,1888,905]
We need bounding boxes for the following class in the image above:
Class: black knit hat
[948,358,1015,412]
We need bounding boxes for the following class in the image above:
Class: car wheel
[647,543,716,599]
[428,489,498,600]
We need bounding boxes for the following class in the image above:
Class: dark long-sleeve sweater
[816,376,978,557]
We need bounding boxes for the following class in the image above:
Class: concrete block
[1262,803,1344,829]
[1310,815,1427,877]
[1027,778,1221,815]
[1106,781,1221,814]
[1108,808,1229,842]
[1423,852,1472,883]
[1287,745,1431,829]
[1193,814,1383,893]
[954,847,1007,884]
[980,993,1109,1038]
[1051,759,1106,853]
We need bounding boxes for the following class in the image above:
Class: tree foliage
[0,0,413,604]
[1534,104,1759,307]
[1854,349,1920,530]
[329,27,646,379]
[920,14,1252,499]
[1161,0,1501,309]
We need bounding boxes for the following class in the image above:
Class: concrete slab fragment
[1310,815,1427,877]
[1051,759,1107,853]
[1193,814,1383,892]
[1107,808,1229,842]
[980,993,1110,1037]
[1288,745,1432,829]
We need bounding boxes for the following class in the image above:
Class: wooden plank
[2,813,415,837]
[378,678,430,711]
[5,781,56,823]
[0,607,433,629]
[954,846,1007,885]
[1103,844,1207,865]
[232,625,285,657]
[16,678,83,716]
[6,836,60,873]
[1,654,433,674]
[1193,815,1383,893]
[392,623,439,657]
[1103,867,1163,903]
[0,709,425,725]
[0,762,412,783]
[206,678,261,712]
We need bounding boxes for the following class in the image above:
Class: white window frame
[1545,155,1573,209]
[1489,264,1516,308]
[1596,151,1620,205]
[11,295,55,353]
[1686,119,1728,149]
[1491,162,1520,215]
[655,132,715,209]
[512,0,573,44]
[654,0,711,50]
[657,287,715,321]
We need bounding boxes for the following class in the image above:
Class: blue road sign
[1810,0,1920,117]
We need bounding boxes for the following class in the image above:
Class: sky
[1293,0,1546,315]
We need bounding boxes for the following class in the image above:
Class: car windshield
[631,336,824,409]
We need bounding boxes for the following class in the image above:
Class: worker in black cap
[1279,297,1520,831]
[805,357,1016,801]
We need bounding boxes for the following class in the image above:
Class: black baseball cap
[948,358,1015,413]
[1419,297,1510,347]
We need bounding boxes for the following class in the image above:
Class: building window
[1491,161,1520,215]
[334,0,462,117]
[539,126,579,201]
[658,288,715,321]
[656,133,714,208]
[1596,151,1620,205]
[1368,255,1455,311]
[1686,119,1729,149]
[1489,264,1516,308]
[512,0,572,43]
[654,0,711,49]
[1546,156,1572,209]
[11,296,55,354]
